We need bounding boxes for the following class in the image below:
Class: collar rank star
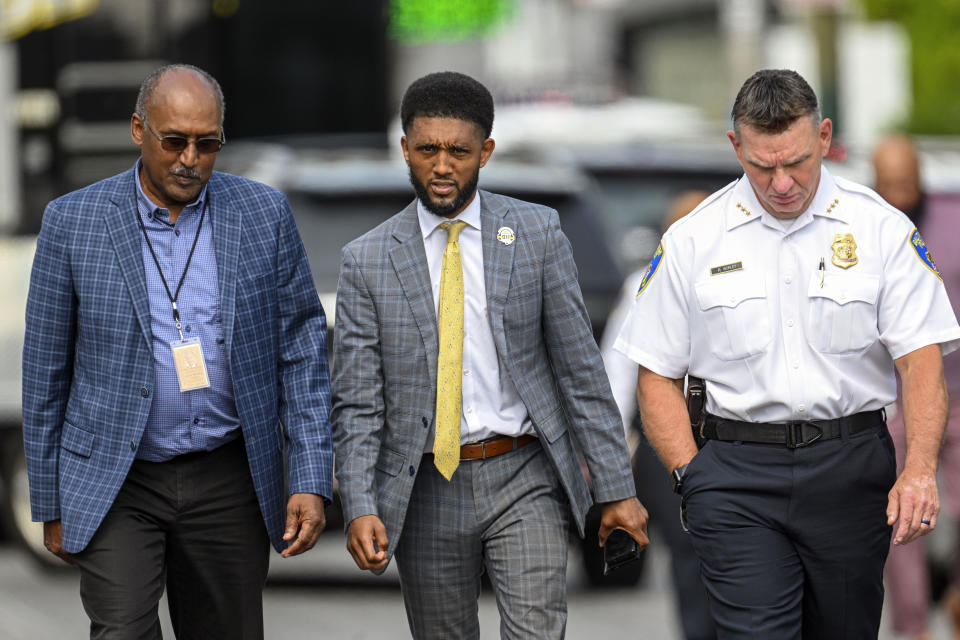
[831,233,858,269]
[497,226,515,245]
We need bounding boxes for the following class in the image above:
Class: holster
[686,376,706,449]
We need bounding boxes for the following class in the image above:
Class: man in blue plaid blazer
[332,72,648,639]
[22,65,332,638]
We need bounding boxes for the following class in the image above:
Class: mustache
[170,167,202,180]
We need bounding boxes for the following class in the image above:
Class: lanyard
[136,203,207,341]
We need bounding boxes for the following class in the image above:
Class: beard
[409,166,480,217]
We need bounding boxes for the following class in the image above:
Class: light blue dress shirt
[134,161,241,461]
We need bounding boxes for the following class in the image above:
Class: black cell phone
[603,529,644,576]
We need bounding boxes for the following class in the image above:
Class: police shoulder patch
[910,228,942,281]
[637,242,664,296]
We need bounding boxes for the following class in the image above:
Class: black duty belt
[701,409,885,449]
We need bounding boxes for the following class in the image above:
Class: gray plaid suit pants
[394,440,570,639]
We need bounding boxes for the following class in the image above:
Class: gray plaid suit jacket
[22,166,333,553]
[332,191,635,568]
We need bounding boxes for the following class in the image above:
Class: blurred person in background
[331,70,648,639]
[615,69,960,639]
[876,133,960,640]
[600,189,717,640]
[22,64,333,639]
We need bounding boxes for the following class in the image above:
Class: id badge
[170,338,210,392]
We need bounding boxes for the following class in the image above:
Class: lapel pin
[496,226,515,245]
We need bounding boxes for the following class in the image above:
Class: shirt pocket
[806,272,880,354]
[694,273,771,360]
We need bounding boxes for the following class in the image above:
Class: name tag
[710,261,743,276]
[170,338,210,392]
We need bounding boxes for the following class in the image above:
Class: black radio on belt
[686,376,707,449]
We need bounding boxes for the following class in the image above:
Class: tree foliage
[863,0,960,134]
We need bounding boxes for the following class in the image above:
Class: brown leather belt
[460,434,537,460]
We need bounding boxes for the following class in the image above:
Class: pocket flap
[61,421,94,458]
[808,272,880,305]
[374,447,405,477]
[534,406,567,443]
[695,274,765,311]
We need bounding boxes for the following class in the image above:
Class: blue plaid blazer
[332,192,636,569]
[22,166,333,553]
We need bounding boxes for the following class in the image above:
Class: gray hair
[731,69,820,136]
[134,64,225,128]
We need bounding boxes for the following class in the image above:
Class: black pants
[632,422,716,640]
[75,437,270,640]
[680,422,896,640]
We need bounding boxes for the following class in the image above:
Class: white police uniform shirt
[614,165,960,422]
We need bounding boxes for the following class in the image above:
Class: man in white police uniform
[615,69,960,639]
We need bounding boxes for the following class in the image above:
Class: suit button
[408,465,415,476]
[421,417,428,428]
[130,441,136,451]
[140,387,149,398]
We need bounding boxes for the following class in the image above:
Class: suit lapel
[208,175,242,359]
[104,170,152,349]
[480,192,515,356]
[390,201,439,383]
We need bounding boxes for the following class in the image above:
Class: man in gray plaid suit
[23,64,332,638]
[332,71,648,639]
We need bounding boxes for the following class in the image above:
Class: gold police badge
[831,233,858,269]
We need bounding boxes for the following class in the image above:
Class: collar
[134,158,208,222]
[417,190,482,240]
[726,165,844,231]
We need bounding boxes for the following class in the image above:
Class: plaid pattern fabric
[22,166,333,553]
[331,191,635,569]
[133,169,244,461]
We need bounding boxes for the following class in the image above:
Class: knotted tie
[434,220,467,481]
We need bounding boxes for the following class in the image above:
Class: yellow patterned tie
[434,220,467,481]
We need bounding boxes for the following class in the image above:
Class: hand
[43,520,76,565]
[346,514,389,571]
[598,497,650,549]
[281,493,327,557]
[887,464,939,546]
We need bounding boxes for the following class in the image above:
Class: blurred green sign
[390,0,513,44]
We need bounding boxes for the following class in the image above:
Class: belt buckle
[785,421,823,449]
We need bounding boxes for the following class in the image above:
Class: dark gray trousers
[74,437,270,640]
[394,441,570,640]
[632,427,716,640]
[681,421,896,640]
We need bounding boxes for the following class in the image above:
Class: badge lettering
[710,261,743,276]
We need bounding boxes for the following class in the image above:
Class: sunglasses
[142,118,225,154]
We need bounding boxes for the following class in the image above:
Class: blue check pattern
[134,164,242,461]
[23,165,333,553]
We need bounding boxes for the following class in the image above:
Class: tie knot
[441,220,468,244]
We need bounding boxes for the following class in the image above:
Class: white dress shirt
[418,192,533,448]
[615,166,960,422]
